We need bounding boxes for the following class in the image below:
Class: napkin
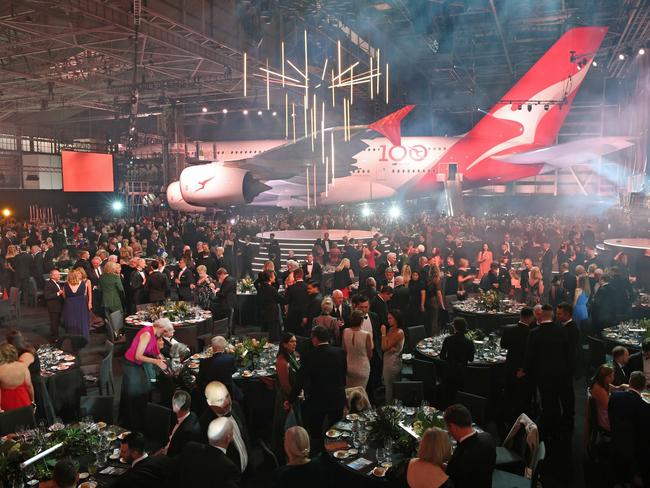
[324,440,348,452]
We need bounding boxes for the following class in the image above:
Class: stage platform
[602,238,650,252]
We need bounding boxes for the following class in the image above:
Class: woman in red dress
[0,342,34,412]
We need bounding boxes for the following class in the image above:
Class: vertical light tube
[281,42,285,87]
[331,69,335,107]
[285,93,288,139]
[370,56,374,100]
[325,156,329,197]
[376,49,381,95]
[292,102,296,143]
[386,63,389,104]
[350,64,354,104]
[266,59,270,110]
[243,52,247,97]
[330,131,335,184]
[306,167,310,210]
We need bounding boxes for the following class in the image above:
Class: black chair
[56,335,88,356]
[99,341,115,395]
[406,325,426,352]
[586,335,606,375]
[456,391,487,426]
[463,365,491,398]
[144,403,172,450]
[9,286,21,319]
[109,310,124,337]
[393,381,424,407]
[25,277,43,307]
[248,439,280,487]
[80,395,114,424]
[197,317,230,350]
[0,406,36,436]
[411,358,437,403]
[495,415,535,475]
[492,441,545,488]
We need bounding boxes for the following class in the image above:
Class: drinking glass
[420,399,429,409]
[352,432,361,449]
[358,431,368,454]
[376,447,386,465]
[384,437,393,453]
[97,450,108,466]
[23,464,35,482]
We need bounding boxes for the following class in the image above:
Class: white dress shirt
[131,453,148,467]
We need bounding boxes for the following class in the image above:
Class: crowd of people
[0,207,649,487]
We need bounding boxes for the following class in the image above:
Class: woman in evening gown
[342,310,373,388]
[62,270,91,341]
[382,310,405,403]
[573,274,590,329]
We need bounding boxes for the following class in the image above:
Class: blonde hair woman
[100,260,125,318]
[333,258,352,298]
[573,274,591,328]
[401,264,412,286]
[193,264,213,309]
[63,268,91,340]
[312,296,342,345]
[73,267,92,311]
[400,427,453,488]
[0,342,34,413]
[525,266,544,306]
[273,426,321,486]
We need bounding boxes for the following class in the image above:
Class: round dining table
[37,345,85,421]
[452,299,522,332]
[601,321,648,351]
[415,335,507,366]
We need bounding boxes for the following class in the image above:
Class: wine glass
[384,436,393,454]
[23,464,35,484]
[376,447,386,465]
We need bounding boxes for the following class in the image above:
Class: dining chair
[80,395,114,424]
[406,325,426,353]
[8,287,21,319]
[463,365,491,398]
[455,391,487,426]
[411,358,437,403]
[496,413,537,475]
[0,406,36,436]
[492,441,545,488]
[392,381,424,407]
[144,403,172,451]
[109,310,124,336]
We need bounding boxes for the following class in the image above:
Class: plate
[79,482,97,488]
[191,353,201,359]
[57,364,70,370]
[401,353,412,361]
[333,450,349,459]
[78,472,89,480]
[345,414,360,421]
[63,355,75,361]
[241,370,253,378]
[347,448,359,456]
[325,429,340,438]
[95,421,107,429]
[118,431,131,440]
[372,467,387,477]
[109,453,119,460]
[119,457,128,464]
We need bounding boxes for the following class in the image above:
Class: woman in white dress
[382,309,405,403]
[342,310,373,388]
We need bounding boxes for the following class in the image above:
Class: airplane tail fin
[368,105,415,146]
[468,26,608,147]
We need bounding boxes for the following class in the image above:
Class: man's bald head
[207,417,233,448]
[205,381,231,415]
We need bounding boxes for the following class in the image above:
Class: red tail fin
[368,105,415,146]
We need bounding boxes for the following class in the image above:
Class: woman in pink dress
[119,318,174,430]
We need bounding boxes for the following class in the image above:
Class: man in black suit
[370,286,393,329]
[199,381,250,474]
[444,404,496,488]
[352,295,383,403]
[523,304,571,438]
[88,256,103,316]
[30,245,45,288]
[625,340,650,387]
[331,289,351,327]
[284,268,309,336]
[257,271,284,342]
[608,371,650,486]
[268,233,282,271]
[541,241,553,293]
[175,258,195,302]
[197,336,242,402]
[305,280,323,331]
[129,258,148,311]
[389,276,409,313]
[210,268,237,321]
[73,250,92,277]
[500,307,534,423]
[611,346,630,387]
[591,274,617,332]
[357,258,374,294]
[556,302,579,432]
[302,253,322,282]
[44,269,64,340]
[559,262,577,304]
[172,418,240,488]
[14,244,33,300]
[147,258,170,303]
[479,262,501,292]
[162,390,201,457]
[288,325,347,449]
[114,432,173,488]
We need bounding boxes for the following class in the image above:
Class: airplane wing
[492,137,634,168]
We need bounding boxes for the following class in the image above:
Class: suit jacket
[608,389,650,465]
[197,352,238,396]
[625,352,646,379]
[612,362,628,387]
[166,412,202,458]
[130,269,148,305]
[257,282,283,326]
[446,431,496,488]
[43,279,64,313]
[177,267,195,300]
[541,250,553,276]
[370,295,389,329]
[389,285,409,314]
[525,321,569,379]
[358,267,375,293]
[74,258,92,277]
[306,292,323,325]
[563,319,580,374]
[331,302,351,328]
[13,252,33,281]
[147,270,170,302]
[289,343,347,413]
[500,322,530,375]
[285,281,309,333]
[302,261,322,282]
[88,266,102,289]
[31,252,45,283]
[112,454,173,488]
[367,311,383,358]
[172,441,240,488]
[198,403,250,472]
[211,275,237,315]
[99,273,125,312]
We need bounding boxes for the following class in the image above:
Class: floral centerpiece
[0,425,102,484]
[143,300,194,322]
[367,406,403,444]
[237,277,256,294]
[465,328,486,342]
[230,337,268,368]
[477,289,503,311]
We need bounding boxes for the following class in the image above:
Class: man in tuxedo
[357,258,374,294]
[288,325,347,449]
[284,268,309,336]
[172,418,240,488]
[608,371,650,486]
[444,404,496,488]
[321,232,332,256]
[376,252,399,278]
[541,242,553,293]
[209,268,237,321]
[129,258,148,310]
[268,233,282,271]
[197,336,242,402]
[523,304,571,438]
[331,289,351,327]
[500,307,534,423]
[44,269,64,340]
[611,346,630,387]
[199,382,250,474]
[73,250,92,277]
[302,253,322,282]
[479,262,501,291]
[352,294,383,403]
[161,390,201,457]
[591,274,617,332]
[305,280,323,331]
[625,340,650,387]
[389,276,409,313]
[87,256,104,318]
[370,286,393,329]
[559,262,577,303]
[196,243,217,277]
[147,258,170,303]
[30,245,45,288]
[14,244,33,300]
[379,268,396,289]
[114,432,172,488]
[175,258,195,302]
[556,302,579,432]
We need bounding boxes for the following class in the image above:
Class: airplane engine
[166,181,208,212]
[179,163,270,206]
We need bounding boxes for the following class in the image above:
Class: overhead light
[222,108,228,114]
[592,61,598,67]
[388,206,401,218]
[202,106,208,113]
[229,218,236,225]
[2,208,11,217]
[243,110,248,115]
[361,206,372,217]
[527,104,532,112]
[111,201,123,212]
[618,53,625,60]
[639,48,646,56]
[272,111,277,116]
[257,110,262,116]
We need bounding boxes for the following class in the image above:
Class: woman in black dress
[258,270,284,342]
[5,329,55,424]
[333,258,352,298]
[407,270,426,327]
[440,317,475,408]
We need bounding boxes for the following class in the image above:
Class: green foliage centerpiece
[477,289,503,311]
[237,277,256,294]
[144,300,193,322]
[231,337,268,368]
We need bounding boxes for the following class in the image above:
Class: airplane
[158,26,633,212]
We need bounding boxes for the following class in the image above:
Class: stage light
[111,201,123,212]
[388,206,401,218]
[257,110,262,116]
[272,111,277,116]
[202,106,208,113]
[527,104,532,112]
[229,218,236,225]
[1,208,11,217]
[243,110,249,115]
[361,206,372,217]
[618,53,625,60]
[592,61,598,67]
[639,48,646,56]
[222,108,228,114]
